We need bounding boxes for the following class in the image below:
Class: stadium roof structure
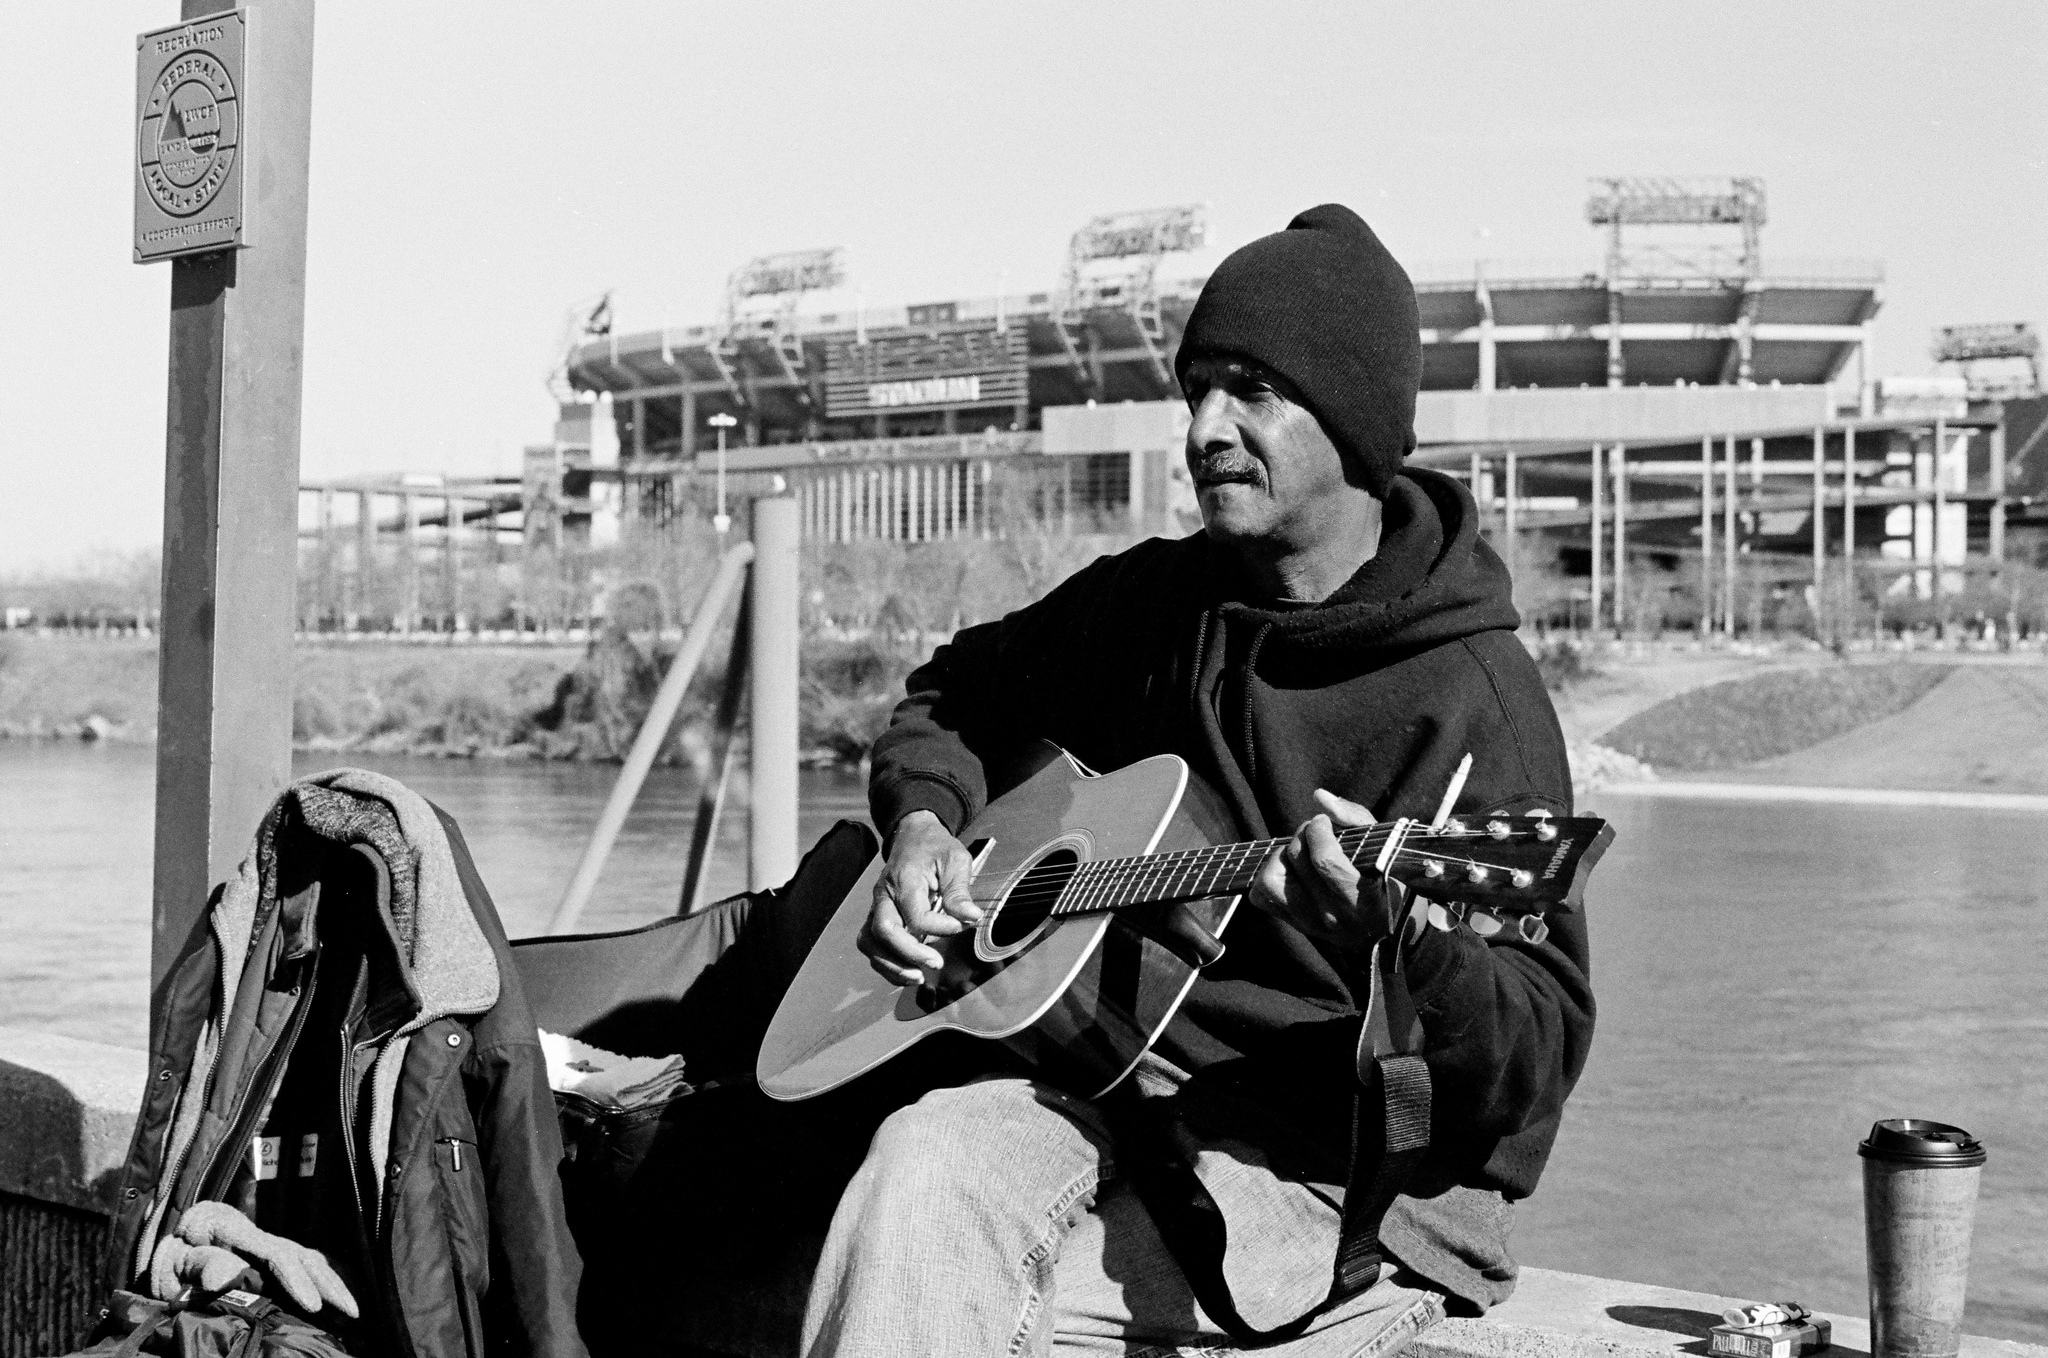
[566,258,1881,453]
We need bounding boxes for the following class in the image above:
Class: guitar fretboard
[978,824,1399,917]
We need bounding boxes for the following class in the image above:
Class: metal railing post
[749,497,801,890]
[545,541,754,934]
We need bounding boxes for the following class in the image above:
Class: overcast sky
[4,0,2043,572]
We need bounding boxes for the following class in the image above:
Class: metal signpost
[137,1,316,985]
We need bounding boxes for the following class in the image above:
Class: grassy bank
[0,634,160,739]
[1594,662,1956,771]
[10,602,2036,787]
[0,528,1132,764]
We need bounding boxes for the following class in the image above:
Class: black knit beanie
[1174,204,1422,497]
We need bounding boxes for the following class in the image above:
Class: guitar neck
[1048,824,1392,918]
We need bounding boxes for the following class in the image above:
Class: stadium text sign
[134,10,248,263]
[824,324,1028,419]
[868,376,983,409]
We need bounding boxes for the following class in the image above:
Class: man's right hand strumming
[859,809,983,986]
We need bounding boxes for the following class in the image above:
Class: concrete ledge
[3,1030,2040,1358]
[1415,1268,2045,1358]
[0,1027,145,1216]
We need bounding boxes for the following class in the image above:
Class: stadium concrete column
[1503,450,1518,593]
[150,0,316,986]
[1700,437,1713,638]
[1843,425,1856,563]
[1812,427,1825,626]
[1989,422,2006,569]
[356,491,374,622]
[402,492,420,632]
[1605,290,1624,387]
[445,495,461,630]
[1858,323,1875,416]
[680,390,697,457]
[1476,265,1497,392]
[1724,436,1737,637]
[1589,444,1603,636]
[1612,446,1628,635]
[1932,417,1947,624]
[318,486,336,628]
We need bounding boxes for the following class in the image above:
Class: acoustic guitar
[757,745,1613,1102]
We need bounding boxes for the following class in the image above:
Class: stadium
[301,178,2047,637]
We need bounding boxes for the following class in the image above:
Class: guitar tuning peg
[1421,859,1446,879]
[1534,821,1558,842]
[1510,869,1533,889]
[1426,902,1454,932]
[1465,910,1504,938]
[1486,819,1511,840]
[1465,864,1490,884]
[1517,914,1550,946]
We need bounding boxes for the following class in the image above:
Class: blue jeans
[801,1075,1446,1358]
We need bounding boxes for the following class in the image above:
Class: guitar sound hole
[990,849,1079,949]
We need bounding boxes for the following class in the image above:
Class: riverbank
[7,633,2046,793]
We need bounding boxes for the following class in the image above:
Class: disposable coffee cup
[1859,1118,1985,1358]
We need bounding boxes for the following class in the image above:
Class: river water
[2,742,2042,1341]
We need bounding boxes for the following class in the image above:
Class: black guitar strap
[1333,927,1432,1296]
[1116,893,1433,1348]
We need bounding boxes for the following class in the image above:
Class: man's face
[1180,353,1355,548]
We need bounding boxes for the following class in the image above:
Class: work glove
[148,1235,261,1299]
[153,1200,359,1318]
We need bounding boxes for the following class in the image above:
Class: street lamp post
[708,412,738,533]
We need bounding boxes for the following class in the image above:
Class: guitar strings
[959,826,1546,915]
[963,826,1529,906]
[962,824,1394,905]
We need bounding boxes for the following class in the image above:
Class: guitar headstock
[1382,813,1614,918]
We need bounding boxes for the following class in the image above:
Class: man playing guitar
[803,204,1595,1357]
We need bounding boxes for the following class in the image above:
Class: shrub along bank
[0,526,1136,764]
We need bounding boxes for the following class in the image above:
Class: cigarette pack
[1708,1318,1831,1358]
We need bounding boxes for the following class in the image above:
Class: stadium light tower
[1585,177,1767,387]
[722,246,848,400]
[1932,323,2041,401]
[1058,203,1208,390]
[1584,176,1767,281]
[726,246,848,325]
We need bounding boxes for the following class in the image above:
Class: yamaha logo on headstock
[1541,838,1575,880]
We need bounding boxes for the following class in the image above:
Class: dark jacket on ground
[107,770,587,1358]
[868,467,1595,1314]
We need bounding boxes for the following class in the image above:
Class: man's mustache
[1191,456,1264,486]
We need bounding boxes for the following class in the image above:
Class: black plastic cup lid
[1858,1119,1986,1167]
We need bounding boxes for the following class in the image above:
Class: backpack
[49,1289,350,1358]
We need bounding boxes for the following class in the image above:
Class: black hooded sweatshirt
[868,467,1594,1312]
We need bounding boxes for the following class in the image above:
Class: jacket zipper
[373,1039,401,1239]
[132,938,237,1279]
[339,1030,377,1231]
[193,965,321,1205]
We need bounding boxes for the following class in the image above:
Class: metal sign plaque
[134,10,247,263]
